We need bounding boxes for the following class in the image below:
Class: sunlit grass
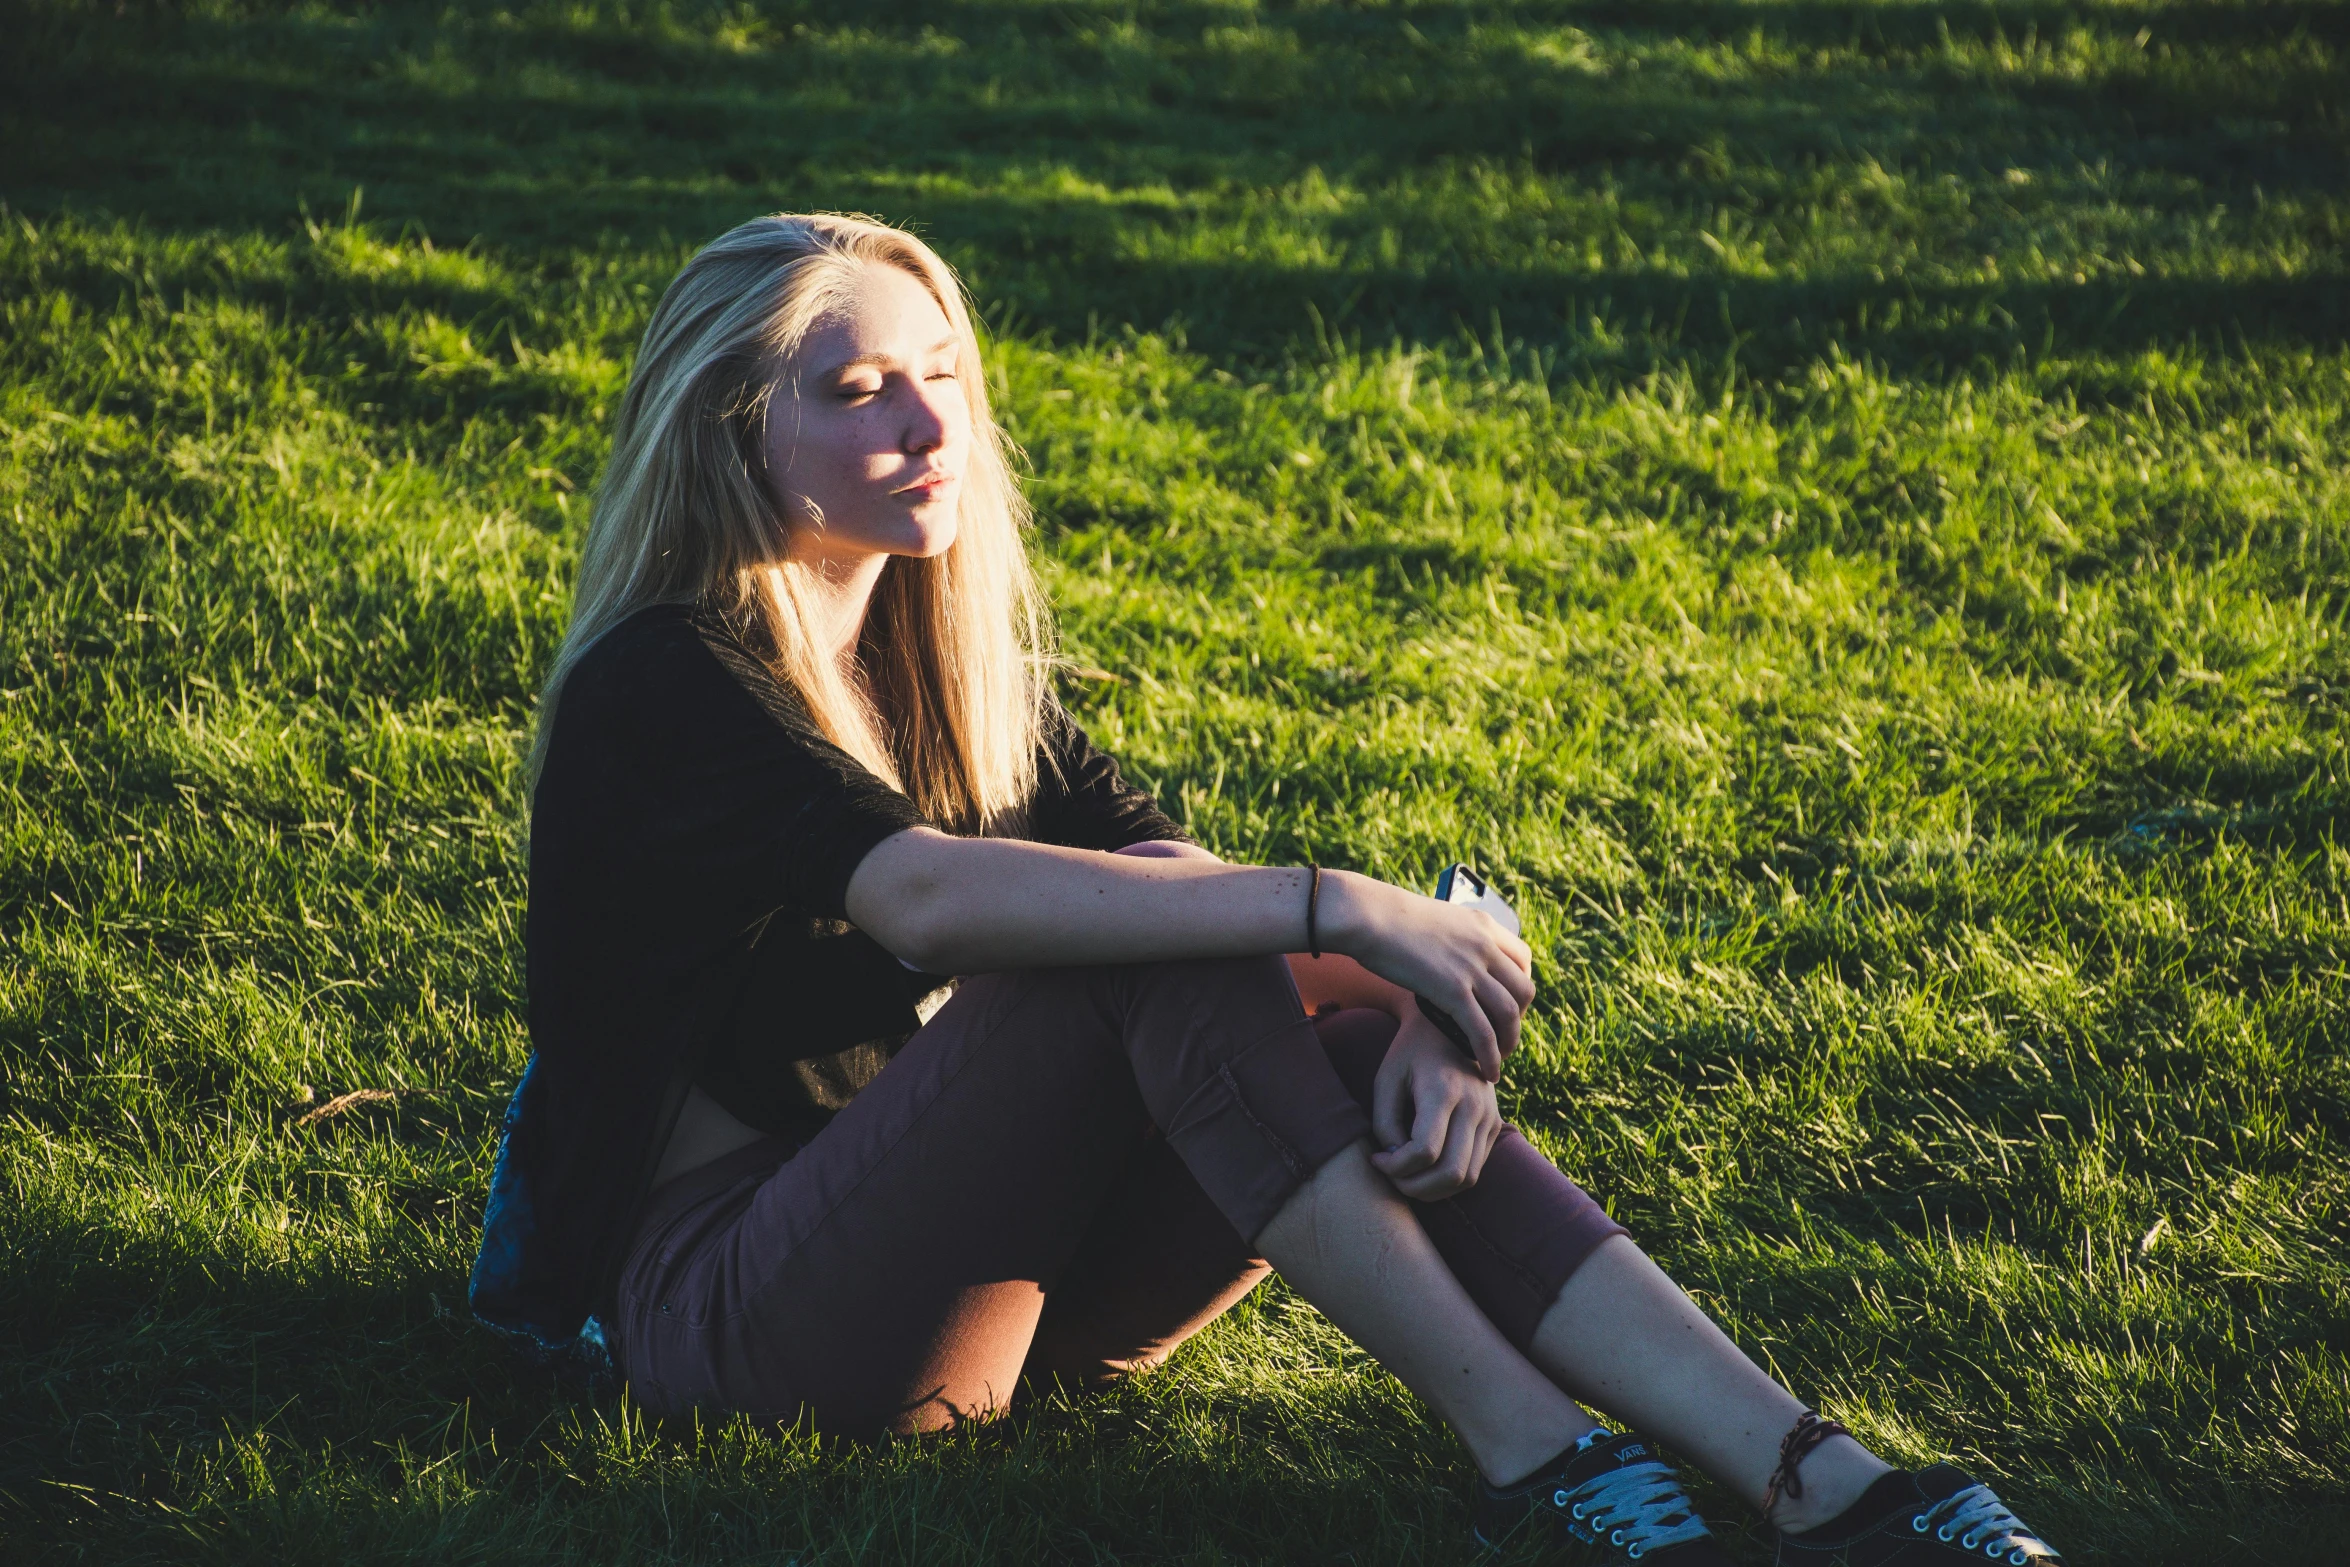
[3,0,2347,1561]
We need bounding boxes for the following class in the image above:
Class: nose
[902,374,955,455]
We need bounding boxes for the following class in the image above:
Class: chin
[896,502,961,558]
[877,526,955,562]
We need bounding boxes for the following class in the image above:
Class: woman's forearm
[845,826,1328,975]
[1085,837,1413,1017]
[848,825,1535,1076]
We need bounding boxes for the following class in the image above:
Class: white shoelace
[1913,1483,2061,1563]
[1553,1453,1714,1560]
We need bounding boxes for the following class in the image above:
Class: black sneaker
[1474,1427,1734,1563]
[1775,1464,2061,1565]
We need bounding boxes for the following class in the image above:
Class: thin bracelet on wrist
[1305,863,1322,958]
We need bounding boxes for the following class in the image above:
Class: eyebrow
[825,336,959,374]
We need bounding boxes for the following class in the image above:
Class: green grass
[3,0,2347,1560]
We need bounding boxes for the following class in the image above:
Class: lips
[894,471,958,496]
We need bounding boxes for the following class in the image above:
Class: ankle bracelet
[1763,1408,1852,1518]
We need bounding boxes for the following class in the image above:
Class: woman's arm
[844,826,1533,1078]
[1102,839,1423,1023]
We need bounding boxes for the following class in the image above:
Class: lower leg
[1530,1235,1890,1531]
[1255,1139,1600,1486]
[1284,1007,1876,1526]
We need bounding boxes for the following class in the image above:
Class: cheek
[781,414,886,497]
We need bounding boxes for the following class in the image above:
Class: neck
[790,546,892,665]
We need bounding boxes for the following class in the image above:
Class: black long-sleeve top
[470,601,1188,1350]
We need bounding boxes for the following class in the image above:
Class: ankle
[1767,1435,1894,1533]
[1478,1417,1610,1489]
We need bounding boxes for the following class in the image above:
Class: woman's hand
[1320,871,1534,1082]
[1368,1012,1505,1201]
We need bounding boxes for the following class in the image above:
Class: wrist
[1391,1008,1462,1060]
[1315,868,1378,959]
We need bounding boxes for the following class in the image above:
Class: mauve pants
[607,953,1625,1439]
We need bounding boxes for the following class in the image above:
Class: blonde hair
[535,213,1048,831]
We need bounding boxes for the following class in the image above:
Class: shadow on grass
[0,1215,1473,1560]
[5,0,2342,371]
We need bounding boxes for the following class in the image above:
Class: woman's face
[768,262,970,569]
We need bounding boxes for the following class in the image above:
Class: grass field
[4,0,2348,1561]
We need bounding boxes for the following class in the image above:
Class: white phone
[1434,863,1519,936]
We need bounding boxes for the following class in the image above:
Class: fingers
[1473,1015,1505,1083]
[1471,970,1524,1064]
[1468,1113,1502,1184]
[1408,1076,1457,1170]
[1388,1137,1475,1200]
[1370,1064,1454,1182]
[1377,1073,1507,1202]
[1483,915,1535,978]
[1465,900,1533,979]
[1493,947,1536,1007]
[1448,1098,1504,1198]
[1477,921,1536,1056]
[1372,1090,1449,1180]
[1421,973,1504,1081]
[1458,919,1534,1074]
[1400,1117,1477,1199]
[1441,957,1532,1080]
[1370,1139,1437,1180]
[1455,979,1506,1081]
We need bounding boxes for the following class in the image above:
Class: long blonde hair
[536,213,1048,831]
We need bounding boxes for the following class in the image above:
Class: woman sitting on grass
[472,212,2061,1567]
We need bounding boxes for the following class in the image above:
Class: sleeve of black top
[1024,699,1193,852]
[589,611,932,935]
